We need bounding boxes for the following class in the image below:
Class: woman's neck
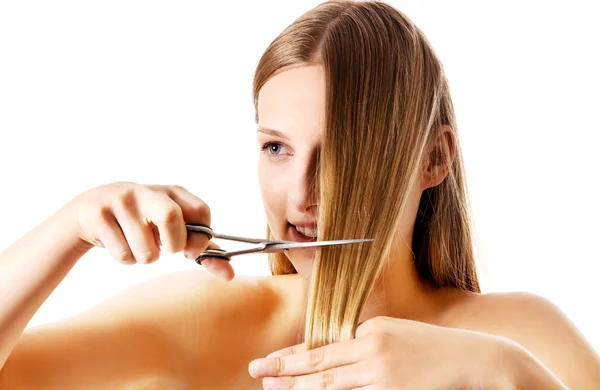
[357,235,448,326]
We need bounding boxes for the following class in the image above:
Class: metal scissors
[185,224,374,265]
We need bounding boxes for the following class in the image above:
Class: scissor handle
[195,249,231,265]
[186,224,214,240]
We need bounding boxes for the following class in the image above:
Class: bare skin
[3,266,598,388]
[1,64,598,388]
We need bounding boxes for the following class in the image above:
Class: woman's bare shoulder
[81,269,308,354]
[9,270,306,389]
[143,271,308,383]
[159,270,308,387]
[444,291,600,387]
[445,291,576,336]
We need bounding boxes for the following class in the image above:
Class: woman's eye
[261,142,290,157]
[267,143,282,154]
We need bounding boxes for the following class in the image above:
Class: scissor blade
[264,238,374,252]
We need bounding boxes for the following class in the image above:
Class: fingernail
[249,359,267,376]
[263,377,281,388]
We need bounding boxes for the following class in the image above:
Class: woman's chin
[287,250,316,278]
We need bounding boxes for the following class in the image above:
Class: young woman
[1,1,598,389]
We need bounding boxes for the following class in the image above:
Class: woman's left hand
[248,316,508,389]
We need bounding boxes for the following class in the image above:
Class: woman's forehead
[257,65,325,141]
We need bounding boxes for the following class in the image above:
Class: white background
[1,0,598,353]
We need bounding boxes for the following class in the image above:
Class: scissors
[185,224,374,265]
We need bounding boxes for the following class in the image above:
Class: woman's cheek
[258,160,290,223]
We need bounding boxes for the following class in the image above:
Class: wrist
[55,199,94,254]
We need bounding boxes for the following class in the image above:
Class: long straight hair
[253,0,480,349]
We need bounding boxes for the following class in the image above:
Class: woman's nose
[287,160,318,213]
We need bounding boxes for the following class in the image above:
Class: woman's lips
[288,223,317,242]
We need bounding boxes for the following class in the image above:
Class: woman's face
[256,64,324,277]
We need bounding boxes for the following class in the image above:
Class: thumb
[196,241,235,281]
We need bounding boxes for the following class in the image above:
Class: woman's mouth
[288,223,318,241]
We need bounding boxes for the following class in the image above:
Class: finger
[267,343,308,358]
[262,360,374,390]
[165,185,211,226]
[165,186,211,257]
[198,242,235,281]
[249,338,368,378]
[114,201,160,264]
[142,190,187,253]
[183,230,210,261]
[97,210,136,265]
[151,224,162,247]
[200,258,234,281]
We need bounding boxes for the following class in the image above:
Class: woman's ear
[421,125,456,190]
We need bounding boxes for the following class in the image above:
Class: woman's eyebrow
[257,127,290,140]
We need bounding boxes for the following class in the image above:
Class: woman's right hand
[64,182,234,280]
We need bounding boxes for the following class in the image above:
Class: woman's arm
[0,183,233,388]
[0,203,182,389]
[0,206,91,371]
[245,302,598,389]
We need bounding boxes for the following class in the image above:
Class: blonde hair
[253,0,480,349]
